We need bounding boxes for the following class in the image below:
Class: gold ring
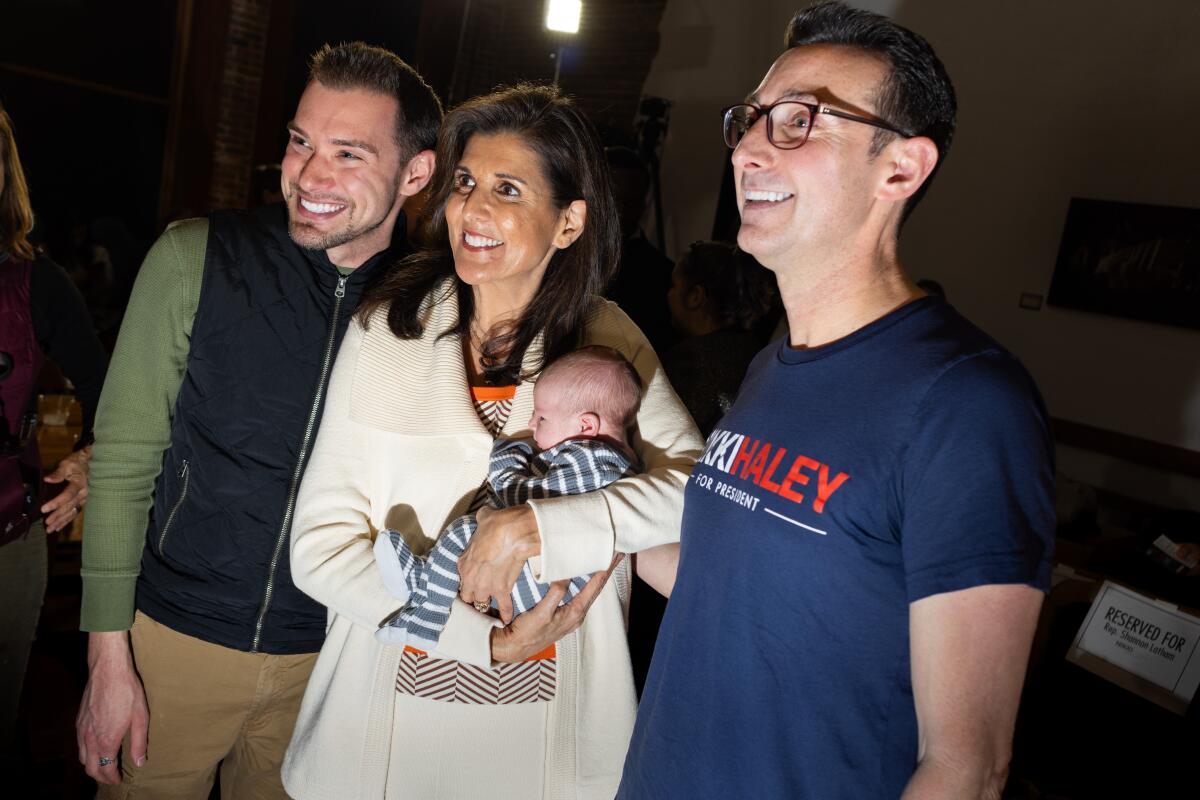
[473,600,490,613]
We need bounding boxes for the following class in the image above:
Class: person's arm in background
[29,254,108,442]
[902,584,1042,799]
[633,543,679,598]
[28,255,109,531]
[76,219,206,785]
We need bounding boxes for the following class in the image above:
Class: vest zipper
[157,459,190,557]
[250,274,348,652]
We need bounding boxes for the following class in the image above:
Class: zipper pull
[334,275,347,299]
[178,459,189,478]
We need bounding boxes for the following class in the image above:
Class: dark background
[0,0,669,254]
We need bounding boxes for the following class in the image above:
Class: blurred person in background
[0,99,107,775]
[603,146,676,353]
[663,241,777,436]
[250,162,285,207]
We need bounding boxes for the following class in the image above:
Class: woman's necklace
[463,319,490,385]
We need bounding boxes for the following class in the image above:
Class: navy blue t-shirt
[619,298,1055,799]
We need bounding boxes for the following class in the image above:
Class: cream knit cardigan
[282,286,703,799]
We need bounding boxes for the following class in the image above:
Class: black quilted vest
[136,204,404,654]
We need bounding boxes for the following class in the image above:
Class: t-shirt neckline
[776,296,941,365]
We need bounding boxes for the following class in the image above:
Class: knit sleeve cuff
[79,573,138,632]
[432,599,504,668]
[527,491,615,582]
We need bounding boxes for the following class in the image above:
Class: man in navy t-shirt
[619,3,1054,798]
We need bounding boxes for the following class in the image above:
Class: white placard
[1067,581,1200,714]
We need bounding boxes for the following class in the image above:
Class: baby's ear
[579,412,600,437]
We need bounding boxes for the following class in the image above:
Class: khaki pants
[99,612,317,800]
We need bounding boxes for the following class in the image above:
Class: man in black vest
[75,43,441,797]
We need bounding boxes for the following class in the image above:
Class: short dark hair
[308,41,443,161]
[604,146,649,180]
[360,83,620,386]
[785,1,956,219]
[678,241,777,330]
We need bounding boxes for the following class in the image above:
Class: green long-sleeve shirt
[80,219,207,631]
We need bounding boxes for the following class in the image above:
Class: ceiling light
[545,0,581,34]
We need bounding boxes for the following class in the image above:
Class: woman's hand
[490,554,624,663]
[42,445,92,533]
[460,505,541,623]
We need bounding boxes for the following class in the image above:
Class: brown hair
[308,41,443,161]
[0,101,36,260]
[359,83,620,386]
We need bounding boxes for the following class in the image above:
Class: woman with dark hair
[0,102,107,763]
[663,241,777,435]
[282,84,700,799]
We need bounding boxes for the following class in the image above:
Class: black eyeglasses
[722,101,910,150]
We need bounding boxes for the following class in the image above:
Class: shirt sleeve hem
[79,576,139,632]
[430,599,504,668]
[906,553,1053,604]
[528,491,615,581]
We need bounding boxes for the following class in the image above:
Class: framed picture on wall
[1047,198,1200,331]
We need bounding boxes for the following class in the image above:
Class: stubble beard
[284,178,401,254]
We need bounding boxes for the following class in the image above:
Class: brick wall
[208,0,273,209]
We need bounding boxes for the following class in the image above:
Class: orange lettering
[813,465,850,513]
[745,443,771,484]
[760,447,787,492]
[778,454,819,504]
[731,438,759,478]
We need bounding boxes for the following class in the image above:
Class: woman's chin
[453,264,493,286]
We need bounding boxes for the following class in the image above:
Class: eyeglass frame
[721,100,912,150]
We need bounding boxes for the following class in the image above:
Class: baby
[374,345,642,649]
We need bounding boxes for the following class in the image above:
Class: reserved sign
[1067,581,1200,714]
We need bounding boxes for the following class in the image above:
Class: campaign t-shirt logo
[693,428,850,535]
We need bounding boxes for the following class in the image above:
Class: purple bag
[0,256,44,546]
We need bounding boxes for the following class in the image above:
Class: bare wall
[895,0,1200,456]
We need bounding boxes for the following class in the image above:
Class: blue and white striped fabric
[375,437,634,649]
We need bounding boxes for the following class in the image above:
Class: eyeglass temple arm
[819,106,911,137]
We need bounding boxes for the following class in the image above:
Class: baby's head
[530,345,643,451]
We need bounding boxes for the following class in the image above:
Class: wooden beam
[0,62,168,106]
[1052,417,1200,479]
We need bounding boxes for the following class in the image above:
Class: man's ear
[399,149,436,198]
[877,136,938,205]
[578,411,600,438]
[684,284,708,312]
[553,199,588,249]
